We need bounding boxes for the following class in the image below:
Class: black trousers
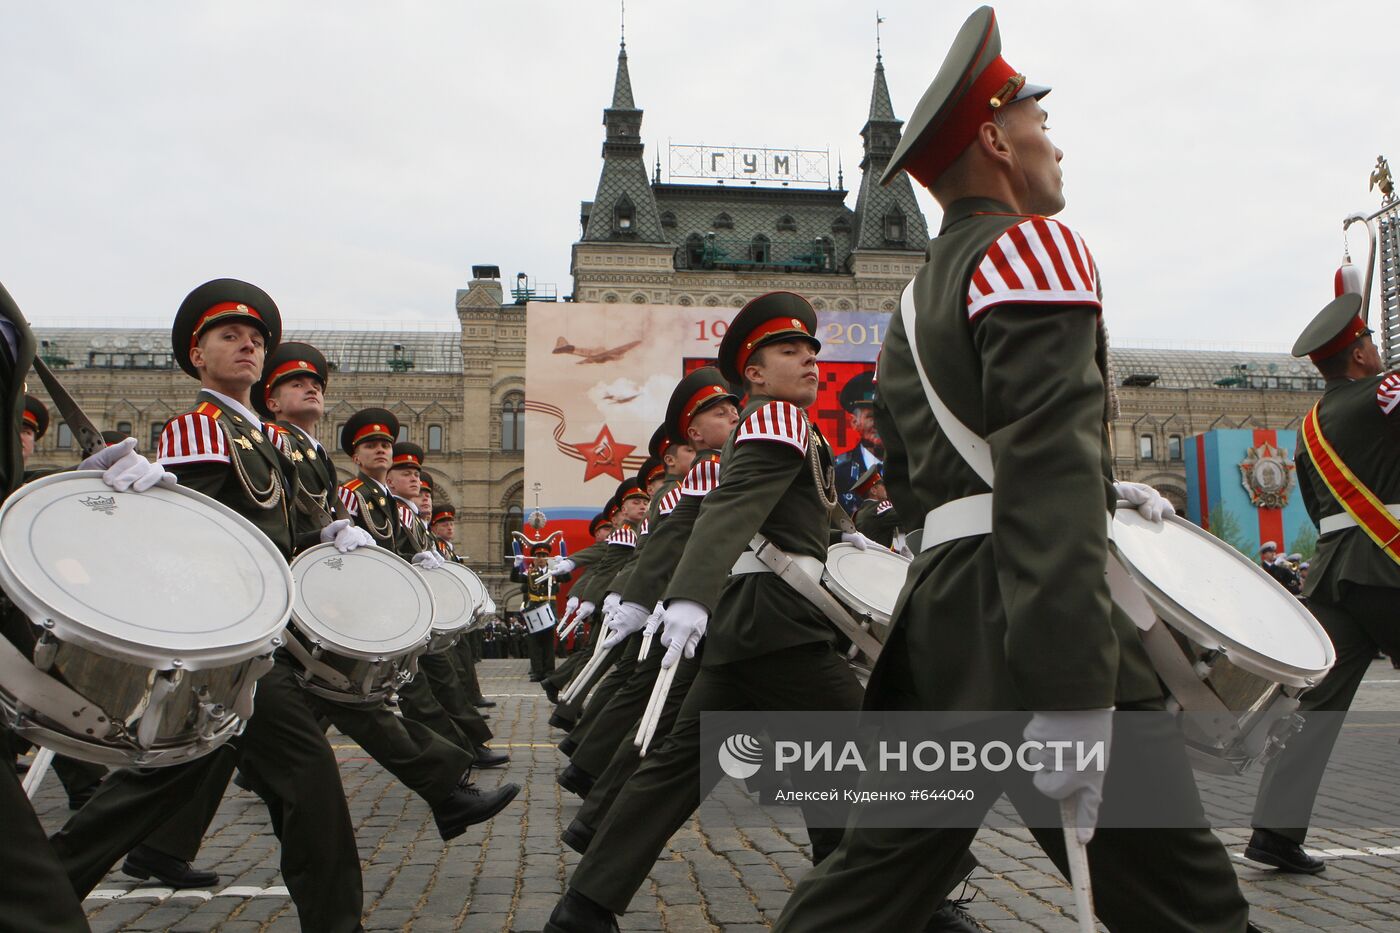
[569,642,865,915]
[0,748,90,933]
[49,661,364,933]
[771,703,1252,933]
[1253,582,1400,843]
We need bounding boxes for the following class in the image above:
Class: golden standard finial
[1370,154,1395,205]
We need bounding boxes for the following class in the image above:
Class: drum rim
[440,561,487,614]
[422,562,475,635]
[0,470,291,670]
[822,542,910,626]
[1111,508,1336,684]
[289,542,434,659]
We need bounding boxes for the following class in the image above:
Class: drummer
[851,465,902,550]
[557,368,736,852]
[768,10,1251,932]
[386,440,507,763]
[1247,293,1400,874]
[545,292,884,932]
[431,501,461,561]
[0,280,173,933]
[47,278,370,932]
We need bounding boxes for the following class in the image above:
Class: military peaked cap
[172,278,281,379]
[1292,293,1370,363]
[390,441,426,471]
[717,292,820,385]
[839,371,878,412]
[665,367,739,442]
[256,341,329,419]
[22,395,48,439]
[341,408,399,456]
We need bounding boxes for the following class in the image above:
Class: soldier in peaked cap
[547,293,901,933]
[771,9,1251,933]
[19,395,46,461]
[48,278,374,931]
[1247,293,1400,874]
[256,341,341,521]
[851,465,902,550]
[833,370,883,515]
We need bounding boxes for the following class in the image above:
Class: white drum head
[290,544,433,659]
[452,564,489,617]
[424,562,477,635]
[822,543,911,626]
[1111,508,1335,685]
[0,472,290,670]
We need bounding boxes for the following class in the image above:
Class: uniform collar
[288,422,321,449]
[202,388,263,430]
[938,197,1018,234]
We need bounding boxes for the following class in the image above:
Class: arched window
[613,196,635,234]
[814,236,835,270]
[884,209,906,245]
[149,421,163,451]
[397,424,409,443]
[776,214,797,233]
[713,212,733,230]
[428,424,443,452]
[831,215,852,236]
[659,210,677,229]
[1168,434,1183,461]
[750,234,770,264]
[1138,434,1155,460]
[116,420,133,436]
[501,394,525,451]
[503,503,523,549]
[55,424,73,449]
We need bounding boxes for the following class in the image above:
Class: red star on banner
[570,424,635,482]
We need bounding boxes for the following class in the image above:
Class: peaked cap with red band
[340,407,399,456]
[853,464,884,499]
[880,6,1050,190]
[614,476,648,504]
[22,395,48,440]
[172,278,282,379]
[255,341,329,419]
[419,472,433,491]
[717,292,820,386]
[647,424,674,464]
[635,455,665,488]
[430,503,455,526]
[390,441,425,471]
[588,512,613,537]
[665,366,739,442]
[1292,293,1370,364]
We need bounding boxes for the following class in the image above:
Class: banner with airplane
[523,301,886,562]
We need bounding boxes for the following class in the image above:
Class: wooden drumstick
[1061,799,1096,933]
[637,630,653,661]
[638,664,677,757]
[22,747,55,799]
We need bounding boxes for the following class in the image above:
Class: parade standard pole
[1061,799,1096,933]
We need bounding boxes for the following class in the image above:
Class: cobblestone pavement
[27,658,1400,931]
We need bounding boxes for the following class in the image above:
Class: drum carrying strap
[1301,402,1400,565]
[741,533,885,661]
[0,636,117,738]
[280,634,355,692]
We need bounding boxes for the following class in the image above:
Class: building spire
[875,11,884,62]
[868,48,896,122]
[611,35,635,110]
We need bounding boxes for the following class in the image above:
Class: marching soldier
[515,540,561,681]
[19,394,46,464]
[1248,293,1400,873]
[430,501,461,561]
[851,465,902,550]
[48,279,370,931]
[560,368,736,852]
[0,280,173,933]
[770,9,1252,932]
[384,440,508,767]
[545,292,886,933]
[833,370,882,515]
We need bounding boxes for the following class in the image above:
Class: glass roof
[1108,347,1323,392]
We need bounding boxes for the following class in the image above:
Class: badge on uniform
[234,437,254,450]
[307,448,317,460]
[291,450,304,462]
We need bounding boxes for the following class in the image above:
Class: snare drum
[822,543,911,672]
[1110,506,1335,774]
[0,472,291,767]
[451,565,490,631]
[523,602,557,634]
[286,544,434,704]
[422,562,480,653]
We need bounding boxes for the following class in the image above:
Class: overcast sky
[3,1,1397,347]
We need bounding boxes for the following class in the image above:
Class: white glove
[319,518,375,553]
[841,530,875,551]
[601,601,651,650]
[1113,481,1175,523]
[80,437,174,493]
[412,548,445,571]
[557,596,580,631]
[574,600,595,623]
[549,557,577,578]
[601,592,623,622]
[659,599,708,670]
[641,602,664,639]
[1023,710,1114,845]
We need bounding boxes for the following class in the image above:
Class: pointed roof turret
[611,40,636,110]
[582,36,664,243]
[852,51,929,251]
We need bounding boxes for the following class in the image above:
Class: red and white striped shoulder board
[337,482,362,517]
[157,410,230,467]
[967,217,1100,321]
[263,423,290,454]
[1378,372,1400,416]
[658,485,685,514]
[876,499,895,515]
[607,525,637,547]
[396,502,416,526]
[679,456,722,497]
[639,518,650,536]
[735,401,809,454]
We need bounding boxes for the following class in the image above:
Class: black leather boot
[544,889,619,933]
[434,781,520,841]
[121,844,220,889]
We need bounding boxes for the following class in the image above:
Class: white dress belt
[1319,504,1400,536]
[732,550,824,579]
[922,494,1118,553]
